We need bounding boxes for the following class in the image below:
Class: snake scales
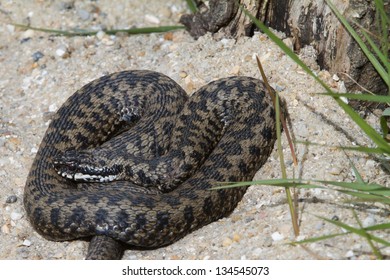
[24,70,278,259]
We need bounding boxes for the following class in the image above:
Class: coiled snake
[24,70,278,259]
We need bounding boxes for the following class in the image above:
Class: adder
[24,70,278,259]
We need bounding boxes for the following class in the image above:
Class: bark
[180,0,388,95]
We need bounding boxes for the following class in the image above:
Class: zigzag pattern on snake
[24,70,278,259]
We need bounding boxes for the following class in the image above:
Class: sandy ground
[0,0,389,260]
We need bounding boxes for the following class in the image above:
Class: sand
[0,0,388,260]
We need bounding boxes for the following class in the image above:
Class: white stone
[96,30,106,40]
[252,247,263,257]
[55,48,66,57]
[362,216,376,228]
[49,103,58,112]
[271,231,284,241]
[6,24,15,33]
[22,239,32,247]
[345,250,354,258]
[145,14,160,24]
[10,212,23,221]
[21,29,35,39]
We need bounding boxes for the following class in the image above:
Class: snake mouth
[53,159,122,183]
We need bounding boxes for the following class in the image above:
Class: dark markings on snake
[239,160,249,174]
[249,145,261,156]
[156,212,170,231]
[24,70,280,259]
[70,206,86,224]
[202,196,214,216]
[135,213,147,230]
[183,205,195,224]
[50,208,60,226]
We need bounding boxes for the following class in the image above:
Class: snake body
[24,70,277,259]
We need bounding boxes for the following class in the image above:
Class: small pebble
[296,123,309,138]
[296,235,306,241]
[145,14,160,24]
[252,248,263,257]
[163,32,174,41]
[83,37,95,49]
[222,237,233,247]
[49,103,58,113]
[345,250,354,258]
[338,81,347,93]
[220,38,233,48]
[22,239,32,247]
[21,29,35,40]
[365,160,376,169]
[274,84,285,92]
[340,96,349,104]
[96,30,106,40]
[6,195,17,204]
[55,46,68,58]
[160,7,172,18]
[6,24,15,33]
[184,75,195,92]
[282,37,294,50]
[271,232,284,241]
[230,65,240,75]
[20,37,31,44]
[1,223,11,234]
[232,233,241,242]
[329,167,342,175]
[179,71,188,78]
[331,215,339,221]
[332,74,340,81]
[362,216,377,228]
[32,51,44,62]
[59,1,75,10]
[101,37,115,46]
[315,222,324,230]
[78,9,90,21]
[10,211,23,221]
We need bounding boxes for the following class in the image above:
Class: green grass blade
[352,210,383,259]
[380,108,390,137]
[348,157,365,184]
[184,0,198,13]
[334,97,390,154]
[316,181,387,191]
[290,232,348,245]
[210,178,323,190]
[239,6,330,92]
[338,190,390,204]
[240,4,390,154]
[316,92,390,103]
[373,0,389,54]
[317,215,390,247]
[360,28,389,72]
[365,223,390,231]
[325,0,389,86]
[295,140,385,154]
[12,23,185,36]
[292,223,390,245]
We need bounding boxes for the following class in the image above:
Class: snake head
[53,150,122,182]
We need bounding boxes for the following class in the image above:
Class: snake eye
[66,162,77,171]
